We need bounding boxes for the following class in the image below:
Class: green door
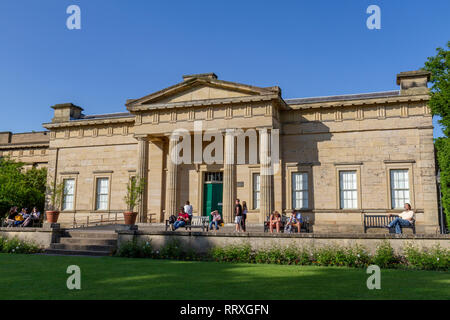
[203,182,223,220]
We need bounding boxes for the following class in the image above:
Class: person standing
[184,201,193,219]
[234,199,243,232]
[241,201,248,232]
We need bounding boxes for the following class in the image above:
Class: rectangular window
[390,169,410,209]
[96,178,109,210]
[339,171,358,209]
[62,179,75,211]
[292,172,308,209]
[253,173,260,209]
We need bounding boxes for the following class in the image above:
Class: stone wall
[0,227,60,248]
[117,230,450,255]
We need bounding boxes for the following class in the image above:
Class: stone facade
[0,131,49,169]
[2,70,440,233]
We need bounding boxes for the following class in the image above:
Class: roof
[79,112,132,120]
[285,90,400,105]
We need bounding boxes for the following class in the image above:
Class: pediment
[126,75,281,110]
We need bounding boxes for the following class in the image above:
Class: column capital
[164,132,185,140]
[219,128,240,136]
[134,134,149,141]
[256,126,273,133]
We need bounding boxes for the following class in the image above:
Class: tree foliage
[424,41,450,226]
[0,157,47,217]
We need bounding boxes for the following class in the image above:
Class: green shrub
[114,237,448,271]
[404,243,449,271]
[0,236,42,254]
[373,240,400,268]
[210,243,252,263]
[159,239,184,260]
[115,239,152,258]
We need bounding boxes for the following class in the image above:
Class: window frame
[92,173,112,212]
[334,164,362,210]
[62,178,76,211]
[58,172,79,212]
[291,172,309,210]
[252,172,260,210]
[339,170,358,209]
[384,162,415,210]
[389,169,411,209]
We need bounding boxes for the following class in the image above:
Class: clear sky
[0,0,448,137]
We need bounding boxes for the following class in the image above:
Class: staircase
[45,230,118,256]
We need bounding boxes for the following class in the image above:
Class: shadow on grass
[0,254,449,300]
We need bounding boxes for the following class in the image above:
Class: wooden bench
[264,215,311,233]
[1,214,42,228]
[363,214,416,234]
[165,216,209,232]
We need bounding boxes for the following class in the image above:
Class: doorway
[203,172,223,220]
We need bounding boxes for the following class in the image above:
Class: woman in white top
[387,203,414,234]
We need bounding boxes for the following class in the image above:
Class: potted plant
[123,177,146,225]
[45,180,65,223]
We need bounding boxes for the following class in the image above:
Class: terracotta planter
[123,211,138,225]
[46,211,60,223]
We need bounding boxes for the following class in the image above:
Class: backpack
[169,215,177,224]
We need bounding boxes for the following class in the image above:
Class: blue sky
[0,0,448,137]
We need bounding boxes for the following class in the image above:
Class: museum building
[0,70,440,233]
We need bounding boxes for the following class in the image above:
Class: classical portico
[123,73,287,223]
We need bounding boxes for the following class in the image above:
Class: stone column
[136,136,149,223]
[259,128,274,222]
[222,129,236,223]
[165,133,179,220]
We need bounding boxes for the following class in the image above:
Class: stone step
[64,231,118,239]
[59,238,117,246]
[44,248,111,257]
[50,243,116,252]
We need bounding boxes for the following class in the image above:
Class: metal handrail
[71,211,124,229]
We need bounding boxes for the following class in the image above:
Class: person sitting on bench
[22,207,40,227]
[284,211,302,233]
[387,203,415,234]
[209,210,221,231]
[5,207,18,227]
[13,208,26,227]
[172,207,190,231]
[269,211,282,233]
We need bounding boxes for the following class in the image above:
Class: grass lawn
[1,253,449,300]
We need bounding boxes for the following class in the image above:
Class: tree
[0,157,47,217]
[423,41,450,226]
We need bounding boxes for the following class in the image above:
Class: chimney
[51,103,84,122]
[396,70,431,95]
[0,132,12,144]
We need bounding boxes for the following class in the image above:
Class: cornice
[42,117,135,129]
[128,94,285,112]
[287,94,429,110]
[0,142,49,150]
